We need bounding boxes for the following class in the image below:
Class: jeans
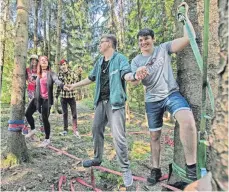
[145,91,191,131]
[60,97,77,131]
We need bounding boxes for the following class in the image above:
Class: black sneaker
[147,168,162,185]
[82,159,101,168]
[186,164,197,181]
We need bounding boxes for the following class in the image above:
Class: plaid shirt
[56,70,79,98]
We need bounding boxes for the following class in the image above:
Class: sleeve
[119,54,131,79]
[88,61,98,82]
[52,72,64,88]
[130,58,139,73]
[55,73,61,98]
[73,72,79,83]
[160,41,172,54]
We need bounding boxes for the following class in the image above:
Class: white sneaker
[74,131,81,138]
[122,169,133,187]
[25,129,37,138]
[39,139,50,148]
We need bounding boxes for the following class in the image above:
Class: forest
[0,0,228,191]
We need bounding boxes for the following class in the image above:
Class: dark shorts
[145,91,191,131]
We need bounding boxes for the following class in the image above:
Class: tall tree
[169,0,219,184]
[34,0,38,54]
[137,0,142,30]
[47,3,51,59]
[55,0,62,71]
[210,0,228,190]
[6,0,29,163]
[42,0,47,55]
[0,0,9,97]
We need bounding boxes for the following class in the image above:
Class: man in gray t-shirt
[130,2,198,186]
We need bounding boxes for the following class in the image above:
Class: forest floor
[1,101,175,191]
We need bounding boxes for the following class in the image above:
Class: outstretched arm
[65,77,92,91]
[170,2,196,53]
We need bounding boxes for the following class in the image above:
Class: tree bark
[6,0,29,163]
[209,0,228,190]
[43,0,47,55]
[34,0,38,54]
[0,0,9,98]
[137,0,142,30]
[55,0,62,72]
[47,4,51,59]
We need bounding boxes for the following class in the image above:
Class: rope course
[1,101,176,190]
[47,144,181,191]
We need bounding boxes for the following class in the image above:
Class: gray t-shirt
[131,41,179,102]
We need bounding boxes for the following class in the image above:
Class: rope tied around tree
[8,120,24,132]
[16,6,29,13]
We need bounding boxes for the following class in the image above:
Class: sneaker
[74,131,81,138]
[82,159,101,168]
[186,164,197,181]
[22,125,29,135]
[39,139,50,148]
[147,168,162,185]
[59,131,68,136]
[122,169,133,187]
[25,129,37,138]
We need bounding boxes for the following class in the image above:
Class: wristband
[133,72,137,80]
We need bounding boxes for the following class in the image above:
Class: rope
[71,177,102,192]
[8,120,24,132]
[47,144,179,191]
[16,6,29,13]
[172,162,192,183]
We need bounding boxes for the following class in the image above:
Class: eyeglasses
[99,40,109,45]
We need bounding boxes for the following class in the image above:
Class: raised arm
[170,2,196,53]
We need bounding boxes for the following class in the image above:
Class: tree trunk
[43,0,47,55]
[0,0,9,98]
[137,0,142,30]
[169,0,219,184]
[66,34,70,60]
[34,0,38,54]
[107,0,118,36]
[119,0,125,50]
[6,0,29,164]
[47,4,51,59]
[55,0,62,72]
[209,0,228,190]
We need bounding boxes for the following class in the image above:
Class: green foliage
[2,0,177,113]
[80,97,94,110]
[94,159,123,187]
[1,35,14,104]
[130,141,151,160]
